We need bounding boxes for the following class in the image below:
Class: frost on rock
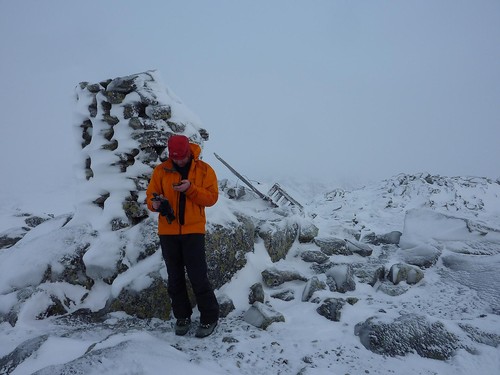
[387,263,424,285]
[325,264,356,293]
[354,314,460,360]
[316,298,346,322]
[301,276,326,302]
[74,70,207,231]
[244,301,285,330]
[0,335,49,374]
[261,267,308,287]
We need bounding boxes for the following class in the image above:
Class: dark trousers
[160,234,219,324]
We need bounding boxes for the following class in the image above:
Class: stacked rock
[74,70,208,230]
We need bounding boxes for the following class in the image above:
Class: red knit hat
[168,135,190,160]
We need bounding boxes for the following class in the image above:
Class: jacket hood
[189,142,202,160]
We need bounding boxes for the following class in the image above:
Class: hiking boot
[175,318,191,336]
[195,321,217,338]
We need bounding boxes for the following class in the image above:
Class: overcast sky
[1,0,499,207]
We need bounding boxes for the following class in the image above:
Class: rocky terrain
[1,71,499,374]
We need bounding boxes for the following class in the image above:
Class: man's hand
[173,180,191,193]
[152,194,163,210]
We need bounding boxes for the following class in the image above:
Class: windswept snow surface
[1,174,500,375]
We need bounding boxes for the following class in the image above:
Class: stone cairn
[74,70,209,230]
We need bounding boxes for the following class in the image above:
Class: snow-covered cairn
[70,71,216,319]
[69,71,261,320]
[74,70,208,230]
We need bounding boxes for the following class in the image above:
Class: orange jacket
[146,143,218,235]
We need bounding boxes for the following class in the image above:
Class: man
[146,134,219,338]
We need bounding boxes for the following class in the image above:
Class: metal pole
[213,153,277,206]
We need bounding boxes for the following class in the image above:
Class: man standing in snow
[146,134,219,338]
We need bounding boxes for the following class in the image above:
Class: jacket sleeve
[185,164,218,207]
[145,166,163,212]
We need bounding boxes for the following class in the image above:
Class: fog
[1,0,499,206]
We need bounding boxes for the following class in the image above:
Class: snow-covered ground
[1,173,499,375]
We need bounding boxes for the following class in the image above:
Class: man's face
[172,154,190,167]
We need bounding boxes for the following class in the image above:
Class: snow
[1,174,500,374]
[1,72,500,374]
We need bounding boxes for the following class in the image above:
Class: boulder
[300,250,329,264]
[316,298,346,322]
[270,289,295,301]
[261,267,308,287]
[387,263,424,285]
[362,231,402,245]
[458,323,500,348]
[326,264,356,293]
[302,276,326,302]
[298,221,319,243]
[0,228,28,250]
[354,314,460,360]
[0,335,49,375]
[314,237,350,256]
[41,242,94,289]
[376,281,410,296]
[258,219,299,262]
[345,239,373,257]
[217,294,235,318]
[351,263,385,286]
[0,213,55,250]
[205,214,255,289]
[249,282,265,304]
[107,275,171,320]
[243,302,285,330]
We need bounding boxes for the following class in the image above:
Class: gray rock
[354,314,460,360]
[261,267,308,287]
[316,298,346,322]
[362,231,402,245]
[300,250,329,264]
[106,74,138,93]
[217,294,235,318]
[42,243,93,289]
[25,215,52,228]
[102,91,126,104]
[458,323,500,347]
[249,282,265,304]
[345,239,373,257]
[302,276,326,302]
[314,237,350,256]
[145,104,171,120]
[244,302,285,330]
[310,261,334,274]
[106,275,171,320]
[351,263,385,286]
[298,221,319,243]
[206,214,255,289]
[258,219,299,262]
[270,289,295,301]
[376,281,410,296]
[126,217,160,262]
[387,263,424,285]
[325,264,356,293]
[0,287,36,326]
[0,214,56,250]
[0,227,27,250]
[0,335,49,375]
